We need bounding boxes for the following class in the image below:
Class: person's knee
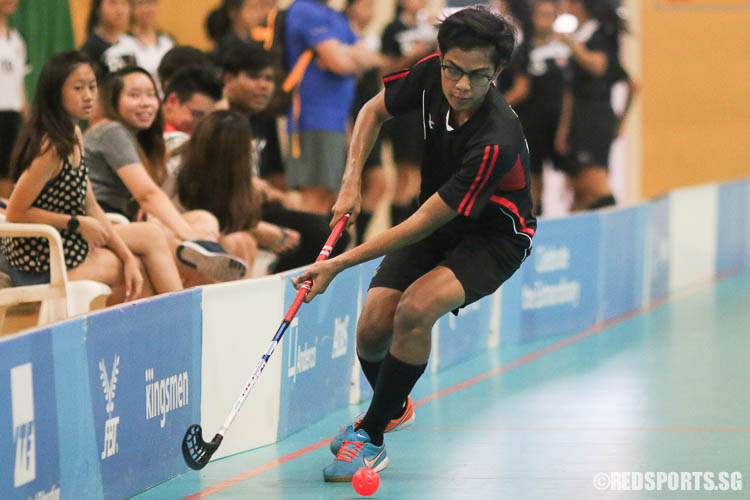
[357,300,397,354]
[393,291,439,337]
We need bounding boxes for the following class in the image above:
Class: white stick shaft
[217,340,279,436]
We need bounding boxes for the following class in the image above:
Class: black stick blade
[182,424,223,470]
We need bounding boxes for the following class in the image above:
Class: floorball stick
[182,213,350,470]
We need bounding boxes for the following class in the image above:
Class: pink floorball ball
[352,467,380,496]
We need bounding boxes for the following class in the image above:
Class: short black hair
[437,5,517,70]
[157,45,215,87]
[164,66,223,103]
[221,42,276,75]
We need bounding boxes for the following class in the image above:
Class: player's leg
[356,286,402,384]
[328,234,451,458]
[355,231,451,389]
[328,287,408,457]
[355,266,464,442]
[356,231,530,447]
[323,266,464,481]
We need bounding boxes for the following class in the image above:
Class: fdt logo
[99,355,120,459]
[11,362,36,487]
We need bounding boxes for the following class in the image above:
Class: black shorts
[519,108,563,175]
[382,111,423,165]
[369,227,529,309]
[561,99,615,175]
[0,111,22,178]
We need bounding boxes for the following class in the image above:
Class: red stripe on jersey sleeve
[382,53,439,84]
[489,195,536,237]
[464,145,499,216]
[382,70,410,83]
[458,145,491,215]
[416,52,440,65]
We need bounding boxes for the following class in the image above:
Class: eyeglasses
[441,64,495,86]
[187,108,207,121]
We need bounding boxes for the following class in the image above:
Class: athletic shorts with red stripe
[368,221,529,310]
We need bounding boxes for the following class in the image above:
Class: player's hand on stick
[331,186,361,229]
[291,258,342,302]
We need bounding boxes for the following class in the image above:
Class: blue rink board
[135,270,750,500]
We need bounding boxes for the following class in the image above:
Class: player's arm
[294,193,456,301]
[331,89,391,226]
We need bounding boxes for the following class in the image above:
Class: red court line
[182,271,739,499]
[182,439,332,500]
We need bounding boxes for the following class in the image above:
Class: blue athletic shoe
[323,426,388,482]
[330,396,414,455]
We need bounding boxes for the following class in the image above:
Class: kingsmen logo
[99,355,120,459]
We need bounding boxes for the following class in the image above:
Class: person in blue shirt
[283,0,382,214]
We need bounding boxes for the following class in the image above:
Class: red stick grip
[284,214,350,321]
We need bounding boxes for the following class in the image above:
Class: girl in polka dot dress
[2,51,183,302]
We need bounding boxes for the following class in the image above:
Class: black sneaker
[176,240,247,282]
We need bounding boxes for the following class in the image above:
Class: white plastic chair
[0,221,112,330]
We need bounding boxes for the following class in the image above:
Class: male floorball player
[291,5,537,481]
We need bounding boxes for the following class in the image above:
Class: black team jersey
[383,53,536,246]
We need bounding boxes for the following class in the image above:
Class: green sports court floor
[135,269,750,499]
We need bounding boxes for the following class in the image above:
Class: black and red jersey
[383,54,536,243]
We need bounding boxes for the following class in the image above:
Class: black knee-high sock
[358,351,381,389]
[355,210,372,245]
[358,353,408,420]
[356,352,426,446]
